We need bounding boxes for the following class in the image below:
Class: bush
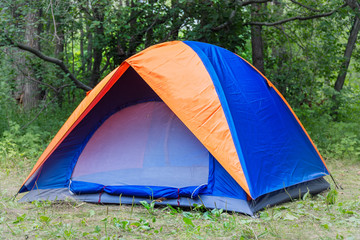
[295,86,360,161]
[0,122,50,166]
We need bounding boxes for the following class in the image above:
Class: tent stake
[329,173,343,190]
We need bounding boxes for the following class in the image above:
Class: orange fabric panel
[126,41,251,196]
[237,55,329,172]
[20,63,130,190]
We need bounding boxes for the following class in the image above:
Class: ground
[0,158,359,239]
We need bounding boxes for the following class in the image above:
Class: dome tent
[18,41,330,215]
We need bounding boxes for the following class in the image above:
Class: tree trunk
[334,16,360,92]
[332,9,360,118]
[126,0,142,57]
[86,21,93,73]
[23,9,40,110]
[54,8,65,106]
[145,0,156,48]
[9,3,26,106]
[251,3,265,74]
[170,0,180,40]
[89,4,105,87]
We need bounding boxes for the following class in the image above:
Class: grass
[0,158,359,239]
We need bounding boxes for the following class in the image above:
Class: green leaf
[94,225,101,233]
[13,214,26,224]
[183,217,195,227]
[283,213,298,221]
[326,189,338,205]
[89,210,95,217]
[320,223,329,230]
[39,215,50,223]
[302,189,310,201]
[259,211,271,220]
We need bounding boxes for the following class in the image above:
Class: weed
[182,216,195,227]
[326,189,338,205]
[166,203,179,215]
[140,200,156,215]
[13,213,26,224]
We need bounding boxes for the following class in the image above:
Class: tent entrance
[70,101,210,198]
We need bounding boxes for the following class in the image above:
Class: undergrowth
[0,86,81,166]
[0,176,359,239]
[295,85,360,161]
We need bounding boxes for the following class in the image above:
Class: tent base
[249,177,330,213]
[19,177,329,216]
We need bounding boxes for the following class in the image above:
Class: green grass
[0,158,359,239]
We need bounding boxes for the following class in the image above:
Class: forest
[0,0,359,239]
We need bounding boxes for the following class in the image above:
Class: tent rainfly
[18,41,330,215]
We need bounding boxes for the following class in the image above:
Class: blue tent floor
[19,177,329,216]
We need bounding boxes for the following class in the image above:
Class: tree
[22,5,41,110]
[0,0,357,112]
[250,2,266,74]
[334,0,360,92]
[247,1,348,106]
[2,0,252,98]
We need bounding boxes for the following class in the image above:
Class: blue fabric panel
[70,180,208,199]
[33,142,81,190]
[70,181,105,194]
[210,155,247,200]
[206,154,215,192]
[184,41,329,199]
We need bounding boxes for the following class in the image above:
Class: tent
[18,41,330,215]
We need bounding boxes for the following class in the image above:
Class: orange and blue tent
[18,41,330,215]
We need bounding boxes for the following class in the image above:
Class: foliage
[140,200,156,215]
[0,72,81,166]
[295,85,360,160]
[0,122,47,164]
[263,0,354,107]
[0,61,15,136]
[326,189,338,205]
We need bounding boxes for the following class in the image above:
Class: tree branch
[49,0,61,43]
[100,53,111,76]
[7,38,92,91]
[20,96,58,130]
[274,25,305,51]
[345,0,360,16]
[235,0,273,7]
[248,3,347,26]
[79,6,95,21]
[212,9,237,31]
[212,0,273,31]
[16,66,59,93]
[290,0,321,12]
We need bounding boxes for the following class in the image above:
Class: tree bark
[334,14,360,91]
[54,7,65,106]
[331,1,360,117]
[23,9,40,110]
[86,24,93,73]
[250,3,265,74]
[89,3,105,87]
